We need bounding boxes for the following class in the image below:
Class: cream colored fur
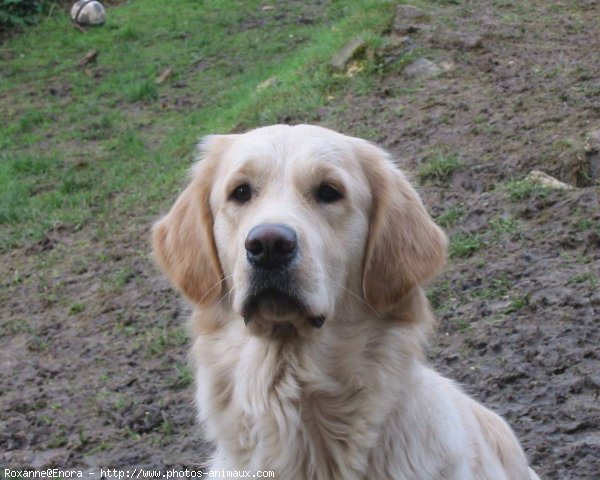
[153,125,540,480]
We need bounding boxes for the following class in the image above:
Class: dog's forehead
[226,125,356,169]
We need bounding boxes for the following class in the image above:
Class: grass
[2,318,32,336]
[503,178,550,201]
[504,295,529,314]
[471,275,511,300]
[567,272,598,287]
[452,317,471,332]
[146,325,189,357]
[168,363,194,390]
[69,302,86,315]
[576,218,595,232]
[436,207,463,228]
[111,266,136,290]
[0,0,396,252]
[418,153,462,183]
[449,233,485,258]
[125,79,159,102]
[426,280,446,309]
[488,215,519,238]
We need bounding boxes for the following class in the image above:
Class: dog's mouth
[242,287,325,328]
[241,268,325,329]
[243,288,305,320]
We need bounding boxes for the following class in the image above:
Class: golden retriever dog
[153,125,539,479]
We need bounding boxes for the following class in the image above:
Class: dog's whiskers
[324,263,348,276]
[215,285,235,309]
[323,271,379,315]
[199,274,234,303]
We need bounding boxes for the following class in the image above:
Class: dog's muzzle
[242,223,325,328]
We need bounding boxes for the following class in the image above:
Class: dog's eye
[316,183,343,204]
[230,184,252,203]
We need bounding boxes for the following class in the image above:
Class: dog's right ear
[152,135,235,305]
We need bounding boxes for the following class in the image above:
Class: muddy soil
[1,1,598,479]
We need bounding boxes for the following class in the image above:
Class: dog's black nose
[245,224,298,269]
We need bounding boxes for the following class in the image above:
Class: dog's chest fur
[192,323,404,479]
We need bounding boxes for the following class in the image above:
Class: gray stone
[584,129,600,184]
[330,38,367,72]
[526,170,573,190]
[382,35,413,53]
[30,448,69,469]
[584,129,600,153]
[379,35,415,66]
[256,76,278,91]
[458,33,483,49]
[432,30,484,51]
[404,58,441,78]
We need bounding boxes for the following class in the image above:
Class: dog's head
[153,125,446,337]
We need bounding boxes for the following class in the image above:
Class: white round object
[70,1,106,26]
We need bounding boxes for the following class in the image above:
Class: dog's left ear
[355,140,447,312]
[152,135,234,305]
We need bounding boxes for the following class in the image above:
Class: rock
[404,58,441,78]
[457,33,483,49]
[438,59,456,72]
[381,35,414,54]
[330,38,367,72]
[526,170,574,190]
[78,50,98,67]
[30,448,69,469]
[433,31,483,50]
[393,4,431,34]
[378,36,415,66]
[583,129,600,185]
[584,129,600,152]
[256,76,278,91]
[155,67,173,85]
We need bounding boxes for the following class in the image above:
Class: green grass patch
[146,326,189,357]
[576,218,594,231]
[436,207,464,228]
[504,295,529,314]
[168,363,194,390]
[452,317,471,332]
[126,79,159,102]
[503,178,550,201]
[426,280,450,310]
[567,272,598,287]
[0,0,396,251]
[450,233,485,258]
[418,153,462,183]
[110,267,136,290]
[69,302,86,315]
[488,215,520,240]
[470,275,511,300]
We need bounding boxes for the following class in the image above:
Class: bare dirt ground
[1,1,599,479]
